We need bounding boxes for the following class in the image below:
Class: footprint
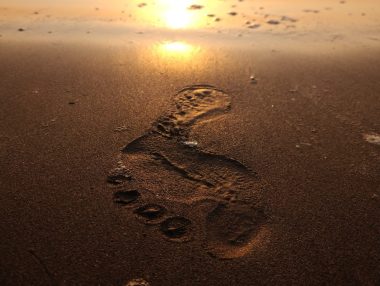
[108,85,270,259]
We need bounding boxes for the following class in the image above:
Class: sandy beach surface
[1,1,380,285]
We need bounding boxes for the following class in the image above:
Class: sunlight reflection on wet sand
[1,0,380,51]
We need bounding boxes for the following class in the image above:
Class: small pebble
[363,133,380,145]
[248,24,261,29]
[267,20,280,25]
[188,4,203,10]
[126,278,150,286]
[107,165,132,184]
[250,75,258,84]
[183,140,198,148]
[281,16,297,22]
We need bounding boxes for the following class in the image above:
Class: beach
[0,1,380,285]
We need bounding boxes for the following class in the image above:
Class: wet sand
[1,1,380,285]
[1,40,379,285]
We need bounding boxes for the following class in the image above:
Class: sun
[164,9,192,29]
[158,0,195,29]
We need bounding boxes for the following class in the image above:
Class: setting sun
[164,10,191,29]
[158,0,195,29]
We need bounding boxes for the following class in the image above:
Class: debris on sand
[18,28,25,32]
[267,19,280,25]
[107,163,132,184]
[363,133,380,145]
[228,11,238,16]
[281,16,298,22]
[188,4,203,10]
[303,9,320,14]
[126,278,150,286]
[250,75,258,84]
[137,3,147,8]
[248,24,261,29]
[183,140,198,148]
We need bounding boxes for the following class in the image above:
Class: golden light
[164,10,191,29]
[158,0,195,29]
[162,41,193,53]
[155,41,199,61]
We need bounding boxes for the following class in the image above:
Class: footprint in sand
[107,85,271,259]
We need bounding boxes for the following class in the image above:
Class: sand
[1,1,380,285]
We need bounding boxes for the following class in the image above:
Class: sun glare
[162,41,193,53]
[164,10,191,29]
[158,0,194,29]
[155,41,198,61]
